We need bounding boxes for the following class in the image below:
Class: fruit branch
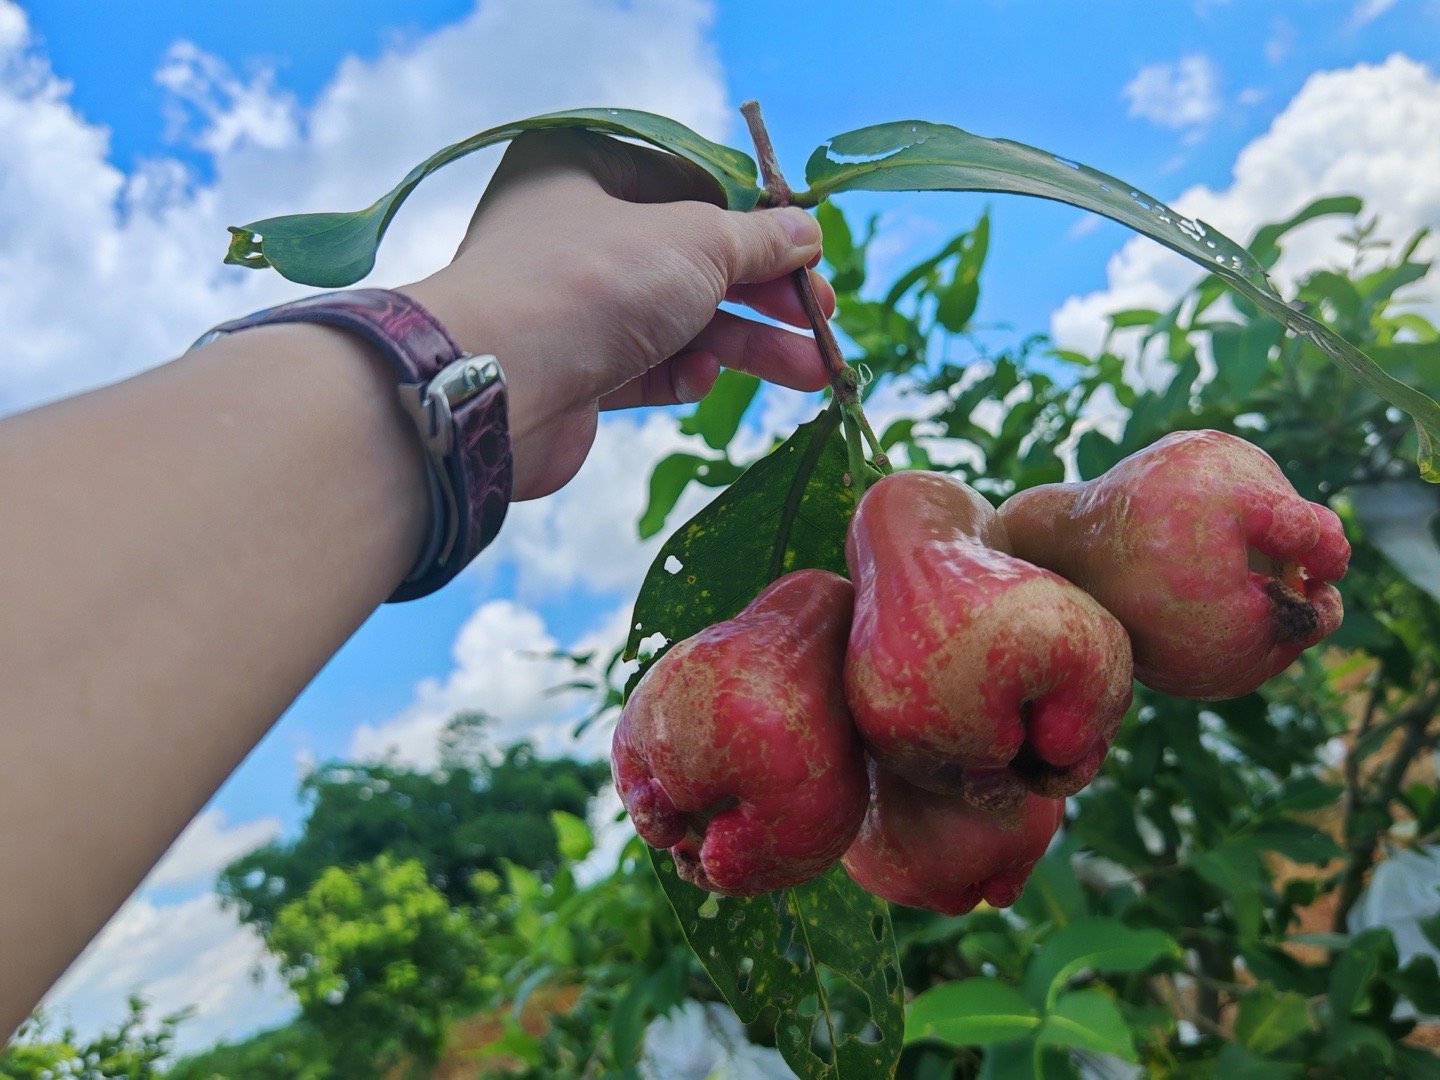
[740,99,891,488]
[1332,676,1440,932]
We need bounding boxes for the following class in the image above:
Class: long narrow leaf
[801,120,1440,479]
[226,108,760,286]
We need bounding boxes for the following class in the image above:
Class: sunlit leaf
[651,856,903,1080]
[1021,917,1180,1009]
[800,121,1440,478]
[626,407,852,664]
[1036,990,1137,1061]
[226,108,760,286]
[905,978,1039,1046]
[1234,987,1311,1054]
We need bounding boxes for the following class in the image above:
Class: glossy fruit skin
[844,471,1133,810]
[998,429,1350,700]
[842,760,1064,915]
[612,569,868,896]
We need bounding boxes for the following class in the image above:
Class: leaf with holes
[624,406,853,669]
[799,120,1440,480]
[225,108,760,286]
[651,855,903,1079]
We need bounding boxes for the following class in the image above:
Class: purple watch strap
[199,289,512,601]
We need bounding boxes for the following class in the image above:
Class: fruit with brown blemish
[844,471,1133,810]
[612,568,869,895]
[998,429,1350,700]
[842,760,1065,915]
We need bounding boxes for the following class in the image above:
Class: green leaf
[1248,195,1363,268]
[1036,990,1137,1062]
[816,200,865,293]
[1211,319,1283,399]
[1330,928,1398,1017]
[637,453,709,540]
[1021,917,1181,1009]
[1009,838,1090,929]
[1233,987,1312,1054]
[905,979,1040,1046]
[1215,1040,1305,1078]
[1234,818,1344,865]
[1318,1020,1396,1067]
[977,1038,1077,1080]
[1396,1045,1440,1078]
[1075,430,1122,481]
[679,369,761,451]
[548,810,593,863]
[226,107,760,285]
[625,408,853,664]
[651,856,903,1080]
[800,121,1440,479]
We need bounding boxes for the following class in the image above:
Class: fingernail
[777,207,821,248]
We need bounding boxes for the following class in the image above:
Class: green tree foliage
[216,715,609,930]
[0,997,185,1079]
[628,196,1440,1077]
[263,854,488,1075]
[162,1022,329,1080]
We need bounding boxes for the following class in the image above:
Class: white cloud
[1265,17,1297,65]
[348,595,631,768]
[143,808,282,890]
[2,0,734,1054]
[0,0,730,412]
[1055,55,1440,358]
[1352,0,1401,28]
[1122,53,1222,129]
[488,411,713,598]
[41,891,292,1056]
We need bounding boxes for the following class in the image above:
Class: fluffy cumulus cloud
[143,808,282,890]
[349,593,637,768]
[1056,55,1440,357]
[1122,53,1222,129]
[41,892,292,1055]
[0,0,728,410]
[490,411,719,598]
[5,0,734,1052]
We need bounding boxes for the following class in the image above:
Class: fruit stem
[841,402,870,499]
[739,99,891,478]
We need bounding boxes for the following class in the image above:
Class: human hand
[401,129,833,500]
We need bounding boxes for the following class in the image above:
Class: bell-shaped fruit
[998,429,1350,700]
[613,569,868,896]
[843,761,1064,915]
[844,471,1133,809]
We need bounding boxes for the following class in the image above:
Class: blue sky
[4,0,1438,1055]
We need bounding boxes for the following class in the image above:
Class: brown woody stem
[739,100,891,486]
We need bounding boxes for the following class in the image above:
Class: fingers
[598,306,831,412]
[710,205,824,286]
[726,270,836,328]
[689,311,828,391]
[599,351,722,411]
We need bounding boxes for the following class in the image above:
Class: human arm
[0,130,830,1035]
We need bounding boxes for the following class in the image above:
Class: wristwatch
[192,288,513,601]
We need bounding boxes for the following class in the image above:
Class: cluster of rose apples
[612,430,1351,915]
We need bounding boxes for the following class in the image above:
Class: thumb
[710,206,823,287]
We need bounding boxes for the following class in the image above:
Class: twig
[1332,677,1440,931]
[738,101,892,475]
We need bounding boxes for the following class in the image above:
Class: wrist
[193,289,513,599]
[397,271,547,444]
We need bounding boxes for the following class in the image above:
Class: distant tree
[217,714,609,929]
[0,996,185,1079]
[263,855,488,1076]
[162,1021,329,1080]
